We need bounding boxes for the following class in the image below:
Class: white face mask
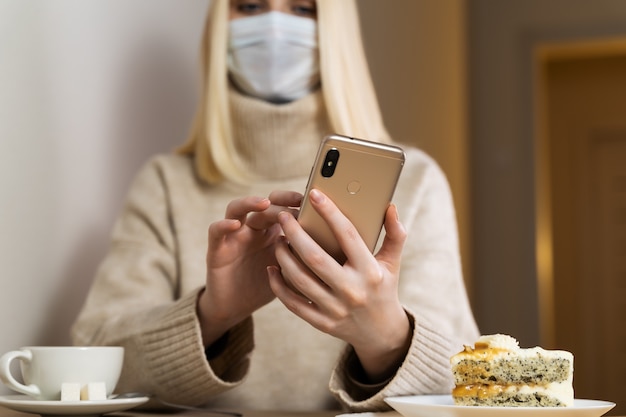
[227,11,320,103]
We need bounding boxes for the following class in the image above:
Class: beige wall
[0,0,208,395]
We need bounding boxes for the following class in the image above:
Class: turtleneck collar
[229,86,332,180]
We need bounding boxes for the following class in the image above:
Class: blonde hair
[177,0,390,184]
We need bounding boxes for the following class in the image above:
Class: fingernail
[391,203,400,221]
[278,211,291,223]
[310,189,324,203]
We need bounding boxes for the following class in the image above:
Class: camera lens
[321,149,340,178]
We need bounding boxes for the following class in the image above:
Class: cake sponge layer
[452,352,573,386]
[454,390,568,407]
[453,381,574,407]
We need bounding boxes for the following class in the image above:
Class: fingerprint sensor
[347,181,361,195]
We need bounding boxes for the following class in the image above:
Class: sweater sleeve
[70,157,253,406]
[329,149,480,411]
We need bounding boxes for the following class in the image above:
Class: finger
[224,196,271,223]
[277,210,344,289]
[274,234,332,302]
[267,265,326,320]
[246,190,303,230]
[207,219,241,246]
[375,204,407,268]
[246,205,299,231]
[267,190,303,208]
[305,189,371,264]
[267,265,346,337]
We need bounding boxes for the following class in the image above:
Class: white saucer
[0,395,150,416]
[385,395,616,417]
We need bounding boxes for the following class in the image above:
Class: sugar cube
[60,383,81,401]
[80,382,107,401]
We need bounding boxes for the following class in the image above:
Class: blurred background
[1,0,625,413]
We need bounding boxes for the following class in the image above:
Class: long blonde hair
[177,0,390,184]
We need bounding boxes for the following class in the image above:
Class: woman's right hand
[197,192,302,346]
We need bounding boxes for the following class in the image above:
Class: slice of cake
[450,334,574,407]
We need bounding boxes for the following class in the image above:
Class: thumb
[375,204,407,266]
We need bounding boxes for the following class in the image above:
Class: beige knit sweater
[71,88,479,412]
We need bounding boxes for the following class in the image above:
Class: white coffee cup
[0,346,124,400]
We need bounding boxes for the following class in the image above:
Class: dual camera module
[321,149,340,178]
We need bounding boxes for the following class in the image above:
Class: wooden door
[537,41,626,414]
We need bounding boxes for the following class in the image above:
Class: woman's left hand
[268,189,411,383]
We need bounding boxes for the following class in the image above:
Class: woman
[71,0,479,412]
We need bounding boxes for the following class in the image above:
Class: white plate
[385,395,616,417]
[0,395,150,416]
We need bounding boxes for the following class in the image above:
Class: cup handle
[0,350,41,397]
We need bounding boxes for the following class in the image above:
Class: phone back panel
[299,135,405,263]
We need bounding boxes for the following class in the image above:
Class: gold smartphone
[298,134,405,264]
